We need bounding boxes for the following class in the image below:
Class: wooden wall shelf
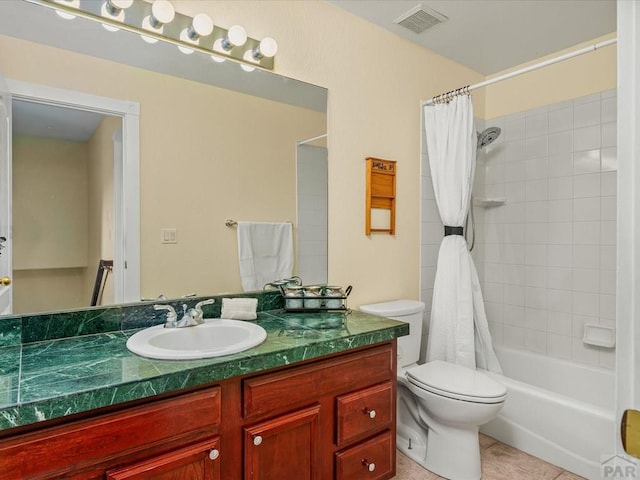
[365,157,396,235]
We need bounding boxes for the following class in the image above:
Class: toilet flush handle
[363,407,376,419]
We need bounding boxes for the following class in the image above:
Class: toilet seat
[406,360,507,404]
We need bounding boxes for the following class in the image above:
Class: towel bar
[225,219,293,227]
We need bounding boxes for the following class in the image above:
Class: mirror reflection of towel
[237,222,293,291]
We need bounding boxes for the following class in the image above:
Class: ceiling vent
[393,4,448,34]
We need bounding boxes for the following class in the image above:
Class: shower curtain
[423,95,502,374]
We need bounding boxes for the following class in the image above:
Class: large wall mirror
[0,0,327,316]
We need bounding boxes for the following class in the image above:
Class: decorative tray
[280,285,352,313]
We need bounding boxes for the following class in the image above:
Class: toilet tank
[359,300,425,368]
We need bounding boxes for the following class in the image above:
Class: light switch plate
[161,228,177,244]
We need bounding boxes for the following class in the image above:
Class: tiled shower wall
[420,90,616,369]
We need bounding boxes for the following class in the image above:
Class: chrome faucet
[153,299,216,328]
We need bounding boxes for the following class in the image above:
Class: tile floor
[392,434,586,480]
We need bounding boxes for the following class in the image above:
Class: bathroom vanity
[0,298,408,480]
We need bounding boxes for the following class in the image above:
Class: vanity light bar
[31,0,277,71]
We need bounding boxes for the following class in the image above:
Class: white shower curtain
[423,95,502,374]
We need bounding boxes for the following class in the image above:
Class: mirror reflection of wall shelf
[365,157,396,235]
[473,197,506,208]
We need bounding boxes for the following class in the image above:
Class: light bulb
[241,63,255,72]
[259,37,278,57]
[140,17,159,43]
[141,1,174,44]
[150,0,175,27]
[104,0,133,16]
[187,13,214,40]
[101,0,132,31]
[211,55,226,63]
[226,25,247,48]
[178,29,195,54]
[253,37,278,59]
[53,0,79,19]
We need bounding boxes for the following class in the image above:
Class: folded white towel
[237,222,293,291]
[221,297,258,320]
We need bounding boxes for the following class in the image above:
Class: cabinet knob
[209,449,220,461]
[0,277,11,286]
[253,435,263,446]
[361,459,376,472]
[363,407,376,419]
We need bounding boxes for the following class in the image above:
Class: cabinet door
[244,405,320,480]
[106,437,221,480]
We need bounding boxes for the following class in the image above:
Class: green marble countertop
[0,309,408,432]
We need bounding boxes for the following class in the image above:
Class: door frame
[616,0,640,461]
[6,79,140,304]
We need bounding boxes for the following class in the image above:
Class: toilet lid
[406,360,506,403]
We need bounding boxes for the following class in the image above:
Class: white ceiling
[329,0,617,75]
[12,100,106,142]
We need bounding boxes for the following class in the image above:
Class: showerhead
[477,127,501,149]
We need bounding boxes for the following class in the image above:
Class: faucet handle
[154,304,177,327]
[195,298,216,317]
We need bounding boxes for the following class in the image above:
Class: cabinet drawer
[107,436,221,479]
[0,387,221,479]
[336,382,393,447]
[243,344,393,419]
[335,430,393,480]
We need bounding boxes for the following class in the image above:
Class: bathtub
[480,345,616,480]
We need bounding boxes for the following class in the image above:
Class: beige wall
[12,135,88,313]
[482,33,616,119]
[12,135,88,269]
[85,116,119,305]
[168,1,484,306]
[13,268,85,314]
[0,1,485,307]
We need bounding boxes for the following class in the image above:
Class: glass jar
[304,285,323,309]
[283,286,304,309]
[324,285,345,309]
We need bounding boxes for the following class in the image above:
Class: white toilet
[360,300,507,480]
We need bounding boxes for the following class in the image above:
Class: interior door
[0,71,12,315]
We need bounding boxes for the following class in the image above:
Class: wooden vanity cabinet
[241,342,397,480]
[0,341,397,480]
[0,387,222,480]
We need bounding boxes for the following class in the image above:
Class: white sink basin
[126,318,267,360]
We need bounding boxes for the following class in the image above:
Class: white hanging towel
[237,222,293,291]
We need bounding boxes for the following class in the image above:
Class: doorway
[3,80,140,314]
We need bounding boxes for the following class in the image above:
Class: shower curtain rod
[297,133,328,146]
[424,37,617,106]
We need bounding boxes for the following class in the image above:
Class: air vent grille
[393,4,448,34]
